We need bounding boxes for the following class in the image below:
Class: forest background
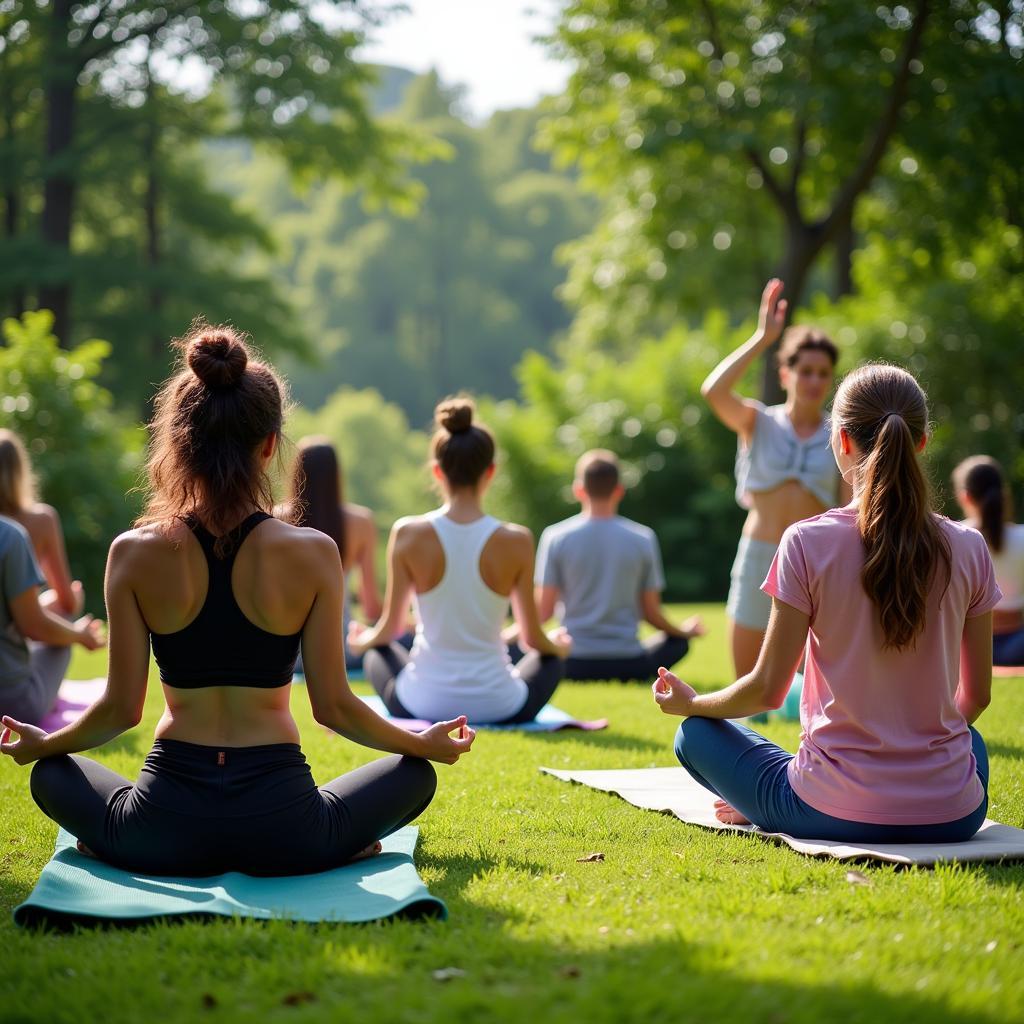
[0,1,1022,613]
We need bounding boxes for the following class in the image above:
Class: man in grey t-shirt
[0,516,104,725]
[534,450,703,682]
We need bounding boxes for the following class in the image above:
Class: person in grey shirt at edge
[533,450,704,682]
[0,515,105,724]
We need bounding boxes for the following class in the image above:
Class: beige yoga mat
[541,766,1024,866]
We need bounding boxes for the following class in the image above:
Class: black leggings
[364,642,565,724]
[30,740,436,877]
[563,632,690,683]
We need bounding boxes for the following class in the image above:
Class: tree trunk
[144,56,164,370]
[833,206,855,299]
[760,221,821,404]
[37,0,76,345]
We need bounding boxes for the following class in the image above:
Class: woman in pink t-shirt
[653,364,999,842]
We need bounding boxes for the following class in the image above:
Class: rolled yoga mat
[14,826,445,930]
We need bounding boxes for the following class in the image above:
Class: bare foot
[713,799,752,826]
[76,839,97,858]
[348,840,383,863]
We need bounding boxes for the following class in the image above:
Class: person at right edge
[701,279,850,679]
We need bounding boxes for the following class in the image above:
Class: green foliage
[541,1,1024,352]
[0,311,143,613]
[286,386,435,547]
[484,320,746,600]
[814,216,1024,512]
[216,72,597,424]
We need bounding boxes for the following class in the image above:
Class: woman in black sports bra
[0,327,474,877]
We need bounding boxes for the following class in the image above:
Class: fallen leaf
[432,968,467,982]
[845,870,872,886]
[558,965,581,979]
[201,994,217,1010]
[985,940,998,953]
[576,852,605,863]
[282,992,317,1007]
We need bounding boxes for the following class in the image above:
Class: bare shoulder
[494,522,534,553]
[28,502,61,528]
[259,517,338,562]
[344,502,375,526]
[107,523,184,573]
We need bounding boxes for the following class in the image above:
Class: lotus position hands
[0,718,48,765]
[76,614,107,651]
[418,716,476,764]
[680,616,706,639]
[652,667,698,716]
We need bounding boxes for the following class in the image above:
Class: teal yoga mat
[14,826,445,930]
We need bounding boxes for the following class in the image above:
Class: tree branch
[819,0,931,239]
[699,0,798,220]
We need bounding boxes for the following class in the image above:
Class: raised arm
[509,527,570,658]
[957,611,993,725]
[301,533,473,764]
[654,597,806,718]
[700,279,787,441]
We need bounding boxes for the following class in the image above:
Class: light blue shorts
[726,536,777,631]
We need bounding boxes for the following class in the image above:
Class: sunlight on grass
[4,604,1024,1023]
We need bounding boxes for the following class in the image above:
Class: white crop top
[735,402,839,510]
[395,510,527,722]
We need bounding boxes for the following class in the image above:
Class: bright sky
[355,0,570,121]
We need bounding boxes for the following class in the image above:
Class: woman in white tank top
[349,397,570,723]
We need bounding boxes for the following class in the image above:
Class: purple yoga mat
[358,695,608,732]
[38,678,107,733]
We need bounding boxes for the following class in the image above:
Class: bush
[0,311,144,614]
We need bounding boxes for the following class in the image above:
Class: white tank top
[991,523,1024,612]
[395,509,528,722]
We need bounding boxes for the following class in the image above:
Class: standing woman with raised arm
[278,437,383,671]
[349,397,570,725]
[655,365,996,842]
[1,327,473,877]
[701,280,849,677]
[953,456,1024,667]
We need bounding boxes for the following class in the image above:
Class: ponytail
[834,364,951,651]
[953,455,1007,553]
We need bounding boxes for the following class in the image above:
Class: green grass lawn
[2,603,1023,1023]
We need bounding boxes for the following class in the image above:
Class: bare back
[397,516,528,598]
[119,516,330,746]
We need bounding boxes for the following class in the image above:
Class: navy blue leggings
[993,628,1024,666]
[674,718,989,843]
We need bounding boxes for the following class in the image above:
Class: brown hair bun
[187,330,248,389]
[435,397,474,434]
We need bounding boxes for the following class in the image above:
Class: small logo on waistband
[217,751,226,766]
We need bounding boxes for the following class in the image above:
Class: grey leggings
[1,643,72,724]
[30,739,436,877]
[364,642,565,724]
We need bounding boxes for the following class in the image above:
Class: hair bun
[435,397,474,434]
[187,331,247,389]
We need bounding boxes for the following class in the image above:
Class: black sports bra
[150,512,301,688]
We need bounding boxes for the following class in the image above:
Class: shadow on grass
[3,917,1010,1024]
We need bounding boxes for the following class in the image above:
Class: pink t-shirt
[763,507,1001,824]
